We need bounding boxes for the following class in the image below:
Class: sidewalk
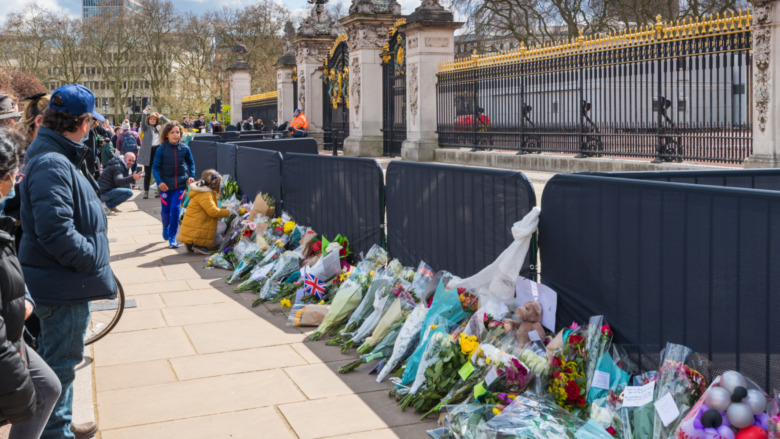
[92,192,438,438]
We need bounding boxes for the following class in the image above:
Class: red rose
[606,427,616,436]
[311,241,322,254]
[565,381,580,400]
[339,247,346,257]
[568,334,583,346]
[550,356,563,368]
[552,371,561,380]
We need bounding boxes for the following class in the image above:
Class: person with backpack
[115,122,140,174]
[98,137,117,169]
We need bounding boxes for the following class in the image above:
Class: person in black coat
[84,119,110,178]
[0,128,62,439]
[97,153,142,213]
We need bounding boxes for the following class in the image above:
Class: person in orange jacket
[288,109,308,137]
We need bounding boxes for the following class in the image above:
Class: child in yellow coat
[178,169,230,254]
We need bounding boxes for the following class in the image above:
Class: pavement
[0,162,557,439]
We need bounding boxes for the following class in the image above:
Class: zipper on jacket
[174,145,178,190]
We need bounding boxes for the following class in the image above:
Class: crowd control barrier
[235,147,283,211]
[539,174,780,390]
[585,169,780,191]
[385,162,536,278]
[232,138,319,156]
[188,140,217,174]
[281,154,385,257]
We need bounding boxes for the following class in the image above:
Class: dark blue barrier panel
[235,147,282,211]
[236,133,270,141]
[585,169,780,191]
[215,143,236,179]
[385,162,536,278]
[540,174,780,390]
[233,138,319,156]
[281,153,384,257]
[192,134,220,141]
[218,131,240,140]
[188,140,217,175]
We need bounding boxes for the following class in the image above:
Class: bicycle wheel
[85,274,125,345]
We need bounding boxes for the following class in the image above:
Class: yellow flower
[459,334,479,356]
[430,325,438,330]
[318,300,325,305]
[369,270,375,277]
[283,221,296,234]
[280,298,292,308]
[486,357,492,365]
[276,240,284,248]
[492,407,501,416]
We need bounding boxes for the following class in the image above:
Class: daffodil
[280,298,292,308]
[318,300,325,305]
[283,221,296,234]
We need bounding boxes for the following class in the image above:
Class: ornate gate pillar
[400,0,461,161]
[275,22,297,127]
[745,0,780,168]
[292,3,339,147]
[341,1,403,157]
[228,43,252,126]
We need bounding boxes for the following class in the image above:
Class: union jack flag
[303,272,327,300]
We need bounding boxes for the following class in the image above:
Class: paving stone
[162,301,257,326]
[170,345,308,380]
[93,327,196,366]
[130,294,165,310]
[161,262,202,281]
[122,280,191,296]
[284,362,388,400]
[111,309,167,333]
[100,407,295,439]
[114,266,167,284]
[98,370,306,430]
[160,289,234,307]
[94,360,177,392]
[290,341,359,364]
[279,394,391,439]
[183,318,305,354]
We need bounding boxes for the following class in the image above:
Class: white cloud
[0,0,75,23]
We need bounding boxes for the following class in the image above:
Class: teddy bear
[503,300,545,347]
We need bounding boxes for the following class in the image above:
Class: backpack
[121,131,138,154]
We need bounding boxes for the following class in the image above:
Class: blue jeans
[100,187,133,208]
[160,188,185,240]
[291,128,306,137]
[35,303,90,439]
[9,347,62,439]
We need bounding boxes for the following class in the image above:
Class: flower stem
[338,358,364,374]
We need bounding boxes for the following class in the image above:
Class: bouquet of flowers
[398,329,467,411]
[309,279,363,341]
[652,343,709,439]
[585,316,614,397]
[226,239,265,284]
[357,296,413,354]
[547,324,589,417]
[338,320,404,374]
[254,251,302,304]
[376,303,428,382]
[438,404,500,439]
[205,247,236,270]
[232,246,281,293]
[219,176,240,201]
[770,390,780,439]
[342,279,401,352]
[477,392,614,439]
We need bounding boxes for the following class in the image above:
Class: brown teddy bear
[503,301,545,348]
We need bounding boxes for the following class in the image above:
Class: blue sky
[1,0,317,22]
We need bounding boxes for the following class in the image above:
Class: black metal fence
[382,21,407,157]
[437,12,753,164]
[322,35,350,152]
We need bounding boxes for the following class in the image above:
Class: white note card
[485,368,499,386]
[592,370,611,390]
[654,392,680,427]
[251,264,274,280]
[528,330,542,342]
[622,381,655,407]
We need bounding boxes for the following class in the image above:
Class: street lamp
[103,99,108,123]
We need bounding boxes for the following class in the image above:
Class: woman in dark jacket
[0,128,61,439]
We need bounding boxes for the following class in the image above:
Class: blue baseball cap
[49,84,105,122]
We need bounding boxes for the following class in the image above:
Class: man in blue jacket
[19,84,114,439]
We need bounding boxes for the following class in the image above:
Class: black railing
[382,23,407,157]
[436,13,753,164]
[322,36,349,152]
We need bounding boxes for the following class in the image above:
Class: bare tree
[212,2,290,95]
[0,5,52,81]
[136,0,178,112]
[174,13,218,118]
[46,16,85,85]
[83,12,141,120]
